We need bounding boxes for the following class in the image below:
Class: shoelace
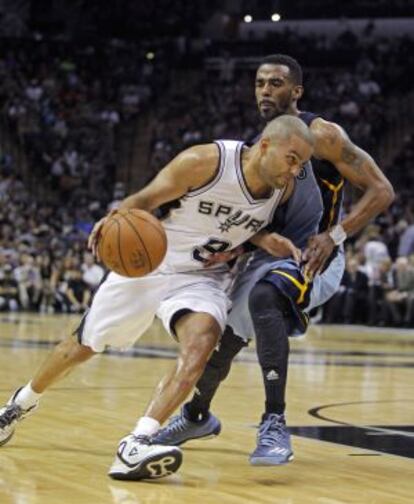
[159,415,187,435]
[257,416,288,448]
[0,404,23,429]
[132,434,151,445]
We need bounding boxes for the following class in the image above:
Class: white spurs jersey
[159,140,284,274]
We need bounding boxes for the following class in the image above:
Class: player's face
[259,134,313,189]
[255,64,301,121]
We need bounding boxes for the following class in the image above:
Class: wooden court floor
[0,313,413,504]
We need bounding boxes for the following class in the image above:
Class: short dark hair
[259,54,303,85]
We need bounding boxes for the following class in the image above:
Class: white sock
[132,416,160,437]
[14,382,42,410]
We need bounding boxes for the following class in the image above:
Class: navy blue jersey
[298,111,344,232]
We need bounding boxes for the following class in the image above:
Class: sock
[132,416,160,437]
[14,382,42,410]
[249,281,290,417]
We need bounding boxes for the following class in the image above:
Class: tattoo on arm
[340,143,365,173]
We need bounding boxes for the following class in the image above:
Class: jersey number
[193,238,232,263]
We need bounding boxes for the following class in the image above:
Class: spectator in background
[368,257,394,326]
[14,254,42,310]
[325,256,369,324]
[384,257,414,326]
[65,268,91,313]
[360,224,390,284]
[0,264,19,311]
[398,224,414,257]
[81,252,104,291]
[37,253,55,314]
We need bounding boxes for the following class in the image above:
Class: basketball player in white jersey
[0,115,314,481]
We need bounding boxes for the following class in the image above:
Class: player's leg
[250,252,345,466]
[0,271,169,460]
[146,311,221,422]
[185,325,246,421]
[0,335,95,447]
[109,310,221,480]
[153,325,246,445]
[248,280,294,466]
[152,264,262,446]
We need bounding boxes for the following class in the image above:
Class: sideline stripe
[0,337,413,368]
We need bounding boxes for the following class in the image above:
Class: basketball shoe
[0,388,39,447]
[108,434,183,480]
[249,413,293,465]
[152,404,221,446]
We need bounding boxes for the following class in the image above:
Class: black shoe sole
[154,421,222,447]
[0,430,14,447]
[176,424,222,446]
[109,449,183,481]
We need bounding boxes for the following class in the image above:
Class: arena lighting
[244,14,253,23]
[271,13,281,22]
[146,52,155,60]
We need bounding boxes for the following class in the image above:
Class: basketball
[97,209,167,277]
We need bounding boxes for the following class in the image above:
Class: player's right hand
[87,209,118,259]
[251,232,301,264]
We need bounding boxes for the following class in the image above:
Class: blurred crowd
[0,37,164,202]
[0,23,413,327]
[322,133,414,328]
[0,166,109,313]
[150,25,414,170]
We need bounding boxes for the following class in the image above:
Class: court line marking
[309,400,414,439]
[0,337,414,368]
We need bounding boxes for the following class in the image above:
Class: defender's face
[259,134,313,189]
[255,64,300,121]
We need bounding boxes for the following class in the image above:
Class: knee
[249,281,282,314]
[56,337,96,363]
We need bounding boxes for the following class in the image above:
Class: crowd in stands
[0,37,164,203]
[0,166,110,313]
[322,134,414,328]
[0,22,413,328]
[150,23,414,173]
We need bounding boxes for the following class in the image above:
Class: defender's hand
[203,245,245,268]
[87,209,118,259]
[254,232,301,264]
[303,231,335,277]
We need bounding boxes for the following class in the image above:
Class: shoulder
[310,117,346,145]
[309,117,349,160]
[173,143,221,191]
[179,143,219,164]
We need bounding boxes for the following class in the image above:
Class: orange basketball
[97,209,167,277]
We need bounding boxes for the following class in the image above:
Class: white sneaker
[108,434,183,481]
[0,388,39,447]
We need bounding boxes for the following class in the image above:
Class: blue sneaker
[152,405,221,446]
[249,413,293,466]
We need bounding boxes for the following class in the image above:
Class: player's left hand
[203,246,245,268]
[88,209,118,259]
[303,231,335,277]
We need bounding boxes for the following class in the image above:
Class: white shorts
[77,270,231,352]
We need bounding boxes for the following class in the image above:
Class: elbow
[372,180,395,211]
[382,181,395,209]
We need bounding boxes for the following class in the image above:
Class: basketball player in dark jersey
[153,54,394,465]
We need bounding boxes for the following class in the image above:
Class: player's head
[256,54,304,121]
[257,115,314,189]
